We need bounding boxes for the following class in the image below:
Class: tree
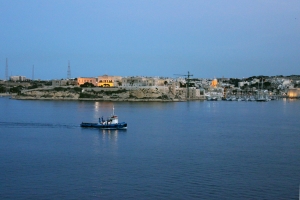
[80,82,95,87]
[10,86,23,94]
[0,86,6,93]
[116,81,122,86]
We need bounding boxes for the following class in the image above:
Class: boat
[80,107,127,129]
[230,96,237,101]
[206,96,212,101]
[256,80,269,102]
[206,96,220,101]
[226,96,232,101]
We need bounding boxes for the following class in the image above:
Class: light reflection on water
[101,129,119,142]
[93,102,117,121]
[90,129,122,156]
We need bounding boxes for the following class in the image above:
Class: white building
[238,81,250,87]
[52,79,77,86]
[10,76,27,82]
[121,77,169,87]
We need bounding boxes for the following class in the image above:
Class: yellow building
[98,75,122,87]
[288,88,300,98]
[77,77,97,86]
[211,78,218,87]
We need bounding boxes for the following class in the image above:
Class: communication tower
[67,60,71,79]
[32,65,34,81]
[5,58,8,81]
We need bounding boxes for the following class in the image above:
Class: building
[121,76,147,87]
[211,78,218,87]
[238,81,250,88]
[188,87,201,98]
[52,79,77,87]
[121,76,168,87]
[77,77,97,86]
[10,76,27,82]
[98,75,122,87]
[287,88,300,98]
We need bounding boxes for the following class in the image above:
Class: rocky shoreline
[8,87,205,102]
[11,95,189,102]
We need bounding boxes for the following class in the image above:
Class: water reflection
[206,101,218,113]
[101,129,118,141]
[90,129,127,156]
[94,102,100,112]
[100,129,127,143]
[93,102,116,121]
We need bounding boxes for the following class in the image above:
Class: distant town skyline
[1,0,299,80]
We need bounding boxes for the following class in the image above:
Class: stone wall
[14,86,205,101]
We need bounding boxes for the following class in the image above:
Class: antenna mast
[32,65,34,81]
[5,58,8,81]
[67,60,71,79]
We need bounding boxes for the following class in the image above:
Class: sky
[0,0,299,80]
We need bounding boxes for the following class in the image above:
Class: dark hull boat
[80,122,127,129]
[80,107,127,130]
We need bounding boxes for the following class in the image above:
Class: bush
[79,93,97,98]
[53,87,66,91]
[80,82,95,87]
[102,89,127,95]
[73,87,82,92]
[10,86,23,94]
[28,84,38,89]
[0,86,6,93]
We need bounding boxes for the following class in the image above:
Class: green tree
[80,82,95,87]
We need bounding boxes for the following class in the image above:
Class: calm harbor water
[0,97,299,199]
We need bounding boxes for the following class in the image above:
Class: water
[0,97,299,199]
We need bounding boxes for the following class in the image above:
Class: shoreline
[0,93,15,97]
[6,95,298,101]
[11,95,203,102]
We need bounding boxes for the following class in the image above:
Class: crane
[174,71,193,100]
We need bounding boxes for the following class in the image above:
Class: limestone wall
[20,90,80,99]
[14,86,205,101]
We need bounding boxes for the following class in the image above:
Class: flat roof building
[98,75,122,87]
[10,76,27,82]
[77,77,97,86]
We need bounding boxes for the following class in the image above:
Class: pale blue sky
[1,0,299,80]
